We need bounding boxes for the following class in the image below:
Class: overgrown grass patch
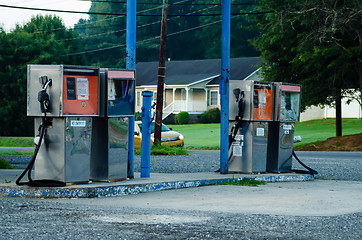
[135,145,188,156]
[218,177,266,186]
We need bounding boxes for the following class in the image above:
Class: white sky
[0,0,92,32]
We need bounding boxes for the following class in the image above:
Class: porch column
[205,88,208,111]
[172,88,176,112]
[185,87,189,112]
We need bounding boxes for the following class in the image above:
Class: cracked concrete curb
[0,173,314,198]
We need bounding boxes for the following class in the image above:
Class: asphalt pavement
[0,150,361,239]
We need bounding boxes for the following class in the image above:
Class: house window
[210,91,218,105]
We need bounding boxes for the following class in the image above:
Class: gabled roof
[136,57,261,86]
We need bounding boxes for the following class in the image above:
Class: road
[1,151,361,239]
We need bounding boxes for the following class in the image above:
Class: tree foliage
[74,0,260,66]
[251,0,361,111]
[0,15,85,136]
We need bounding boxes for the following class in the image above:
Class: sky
[0,0,91,32]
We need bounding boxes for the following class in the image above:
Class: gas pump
[267,83,301,172]
[90,69,135,182]
[17,65,100,186]
[228,80,274,173]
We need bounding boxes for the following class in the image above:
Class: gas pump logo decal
[71,120,86,127]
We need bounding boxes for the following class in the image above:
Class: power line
[0,4,257,17]
[75,0,258,6]
[58,3,218,42]
[25,0,191,35]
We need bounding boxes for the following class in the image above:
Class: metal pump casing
[90,68,136,182]
[228,80,275,173]
[27,65,100,117]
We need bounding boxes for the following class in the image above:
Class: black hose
[291,150,318,175]
[16,116,66,187]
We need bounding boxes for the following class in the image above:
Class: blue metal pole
[126,0,136,179]
[220,0,230,174]
[140,91,153,178]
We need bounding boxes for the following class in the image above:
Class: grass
[293,118,362,147]
[0,137,33,147]
[218,177,266,186]
[0,151,34,156]
[168,123,220,150]
[135,145,188,155]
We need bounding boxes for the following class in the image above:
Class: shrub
[201,108,221,123]
[176,111,190,124]
[135,112,141,121]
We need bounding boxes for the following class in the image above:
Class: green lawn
[168,123,220,150]
[293,118,362,147]
[0,137,33,147]
[169,118,362,149]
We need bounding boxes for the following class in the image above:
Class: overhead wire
[58,3,218,42]
[18,0,192,34]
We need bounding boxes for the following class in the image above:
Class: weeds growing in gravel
[218,177,266,187]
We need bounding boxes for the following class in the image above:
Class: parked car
[134,121,184,149]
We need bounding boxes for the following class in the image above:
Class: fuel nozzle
[233,88,244,121]
[38,76,52,113]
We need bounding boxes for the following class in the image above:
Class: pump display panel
[101,69,135,117]
[274,83,301,122]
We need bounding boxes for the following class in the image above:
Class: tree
[0,15,85,136]
[251,0,361,136]
[74,0,260,66]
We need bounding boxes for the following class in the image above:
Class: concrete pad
[0,169,314,198]
[54,180,362,217]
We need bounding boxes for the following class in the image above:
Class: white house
[135,57,361,122]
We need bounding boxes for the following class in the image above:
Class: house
[135,57,361,123]
[135,57,262,123]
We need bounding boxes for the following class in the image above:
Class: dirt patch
[294,133,362,151]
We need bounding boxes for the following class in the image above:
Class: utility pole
[126,0,136,178]
[220,0,231,174]
[154,0,169,146]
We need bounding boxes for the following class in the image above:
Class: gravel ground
[4,150,362,181]
[1,196,361,240]
[1,151,361,239]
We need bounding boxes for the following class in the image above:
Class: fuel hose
[15,116,66,187]
[291,150,318,175]
[16,80,66,187]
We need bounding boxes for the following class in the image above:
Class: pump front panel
[252,84,274,121]
[62,74,99,115]
[27,65,100,117]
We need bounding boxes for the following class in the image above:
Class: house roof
[135,57,261,86]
